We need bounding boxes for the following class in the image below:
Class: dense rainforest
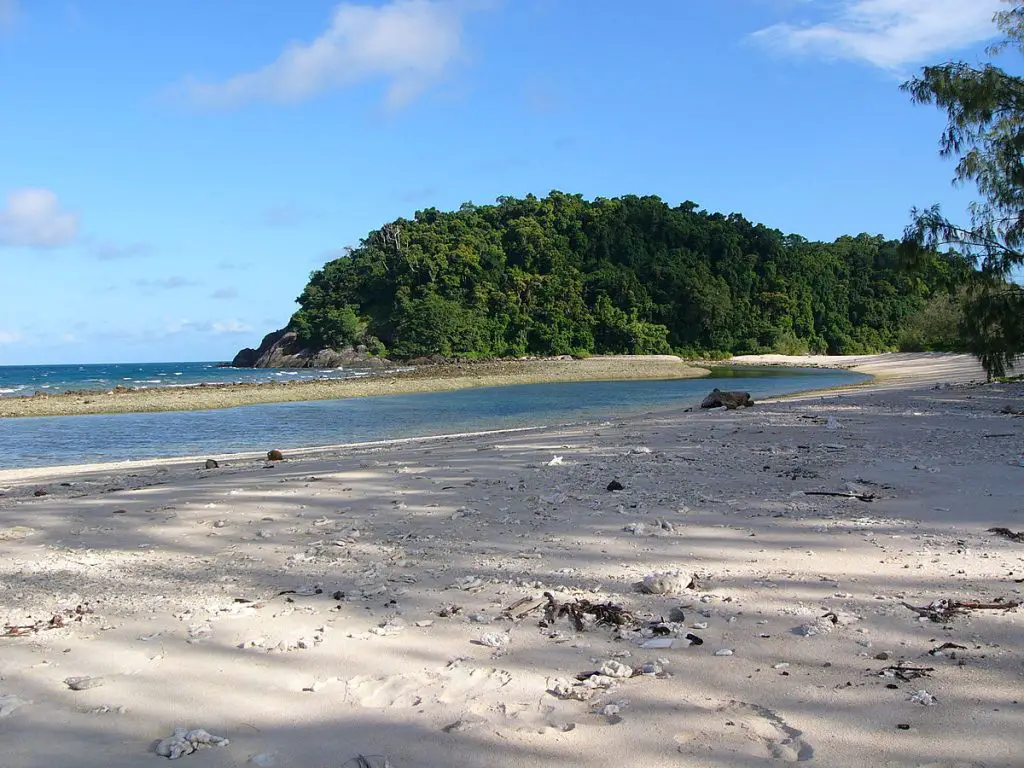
[285,192,972,360]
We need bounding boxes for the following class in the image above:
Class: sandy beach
[0,356,707,418]
[1,352,1022,767]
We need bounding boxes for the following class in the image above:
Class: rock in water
[267,449,284,461]
[700,388,754,410]
[232,327,394,369]
[204,459,219,469]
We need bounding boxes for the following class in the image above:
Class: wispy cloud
[752,0,1002,69]
[0,0,18,30]
[134,276,197,290]
[210,286,238,300]
[89,239,153,261]
[401,185,440,203]
[163,318,198,335]
[0,188,79,248]
[258,203,310,227]
[176,0,470,110]
[211,319,251,334]
[164,318,250,335]
[0,330,22,345]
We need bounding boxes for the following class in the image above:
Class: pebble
[64,676,105,691]
[478,633,509,648]
[638,571,693,595]
[713,649,734,656]
[909,690,937,706]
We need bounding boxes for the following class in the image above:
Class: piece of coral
[155,727,230,759]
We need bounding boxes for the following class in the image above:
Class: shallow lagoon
[2,366,867,468]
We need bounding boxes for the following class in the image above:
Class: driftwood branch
[988,527,1024,543]
[902,598,1022,622]
[804,490,877,502]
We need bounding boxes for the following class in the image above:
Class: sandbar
[0,356,708,418]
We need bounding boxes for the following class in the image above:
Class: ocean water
[0,361,386,398]
[0,366,868,469]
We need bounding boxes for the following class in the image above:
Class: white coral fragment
[155,726,230,759]
[638,570,693,595]
[599,660,633,678]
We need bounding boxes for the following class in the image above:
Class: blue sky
[0,0,1007,365]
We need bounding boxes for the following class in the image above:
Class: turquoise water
[0,361,385,398]
[0,367,867,469]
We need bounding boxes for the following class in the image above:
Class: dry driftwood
[880,663,934,682]
[540,592,636,631]
[804,490,878,502]
[2,604,93,638]
[988,527,1024,543]
[902,598,1022,622]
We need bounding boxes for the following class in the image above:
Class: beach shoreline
[0,352,1021,767]
[0,352,985,487]
[0,351,990,420]
[0,356,708,418]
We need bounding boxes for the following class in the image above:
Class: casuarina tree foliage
[902,0,1024,379]
[288,192,970,361]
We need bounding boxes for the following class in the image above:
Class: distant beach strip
[0,356,710,418]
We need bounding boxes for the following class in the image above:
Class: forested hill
[283,192,971,360]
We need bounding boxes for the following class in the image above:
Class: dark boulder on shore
[231,327,394,370]
[700,388,755,410]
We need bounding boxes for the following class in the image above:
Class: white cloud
[162,318,251,335]
[90,240,153,261]
[180,0,466,110]
[258,203,310,227]
[210,286,239,300]
[0,0,18,30]
[0,330,22,345]
[0,188,79,248]
[211,320,252,334]
[164,319,198,335]
[134,276,197,290]
[752,0,1003,69]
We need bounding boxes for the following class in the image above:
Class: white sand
[731,352,991,387]
[1,353,1022,767]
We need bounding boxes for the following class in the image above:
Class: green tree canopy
[901,0,1024,378]
[287,192,971,361]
